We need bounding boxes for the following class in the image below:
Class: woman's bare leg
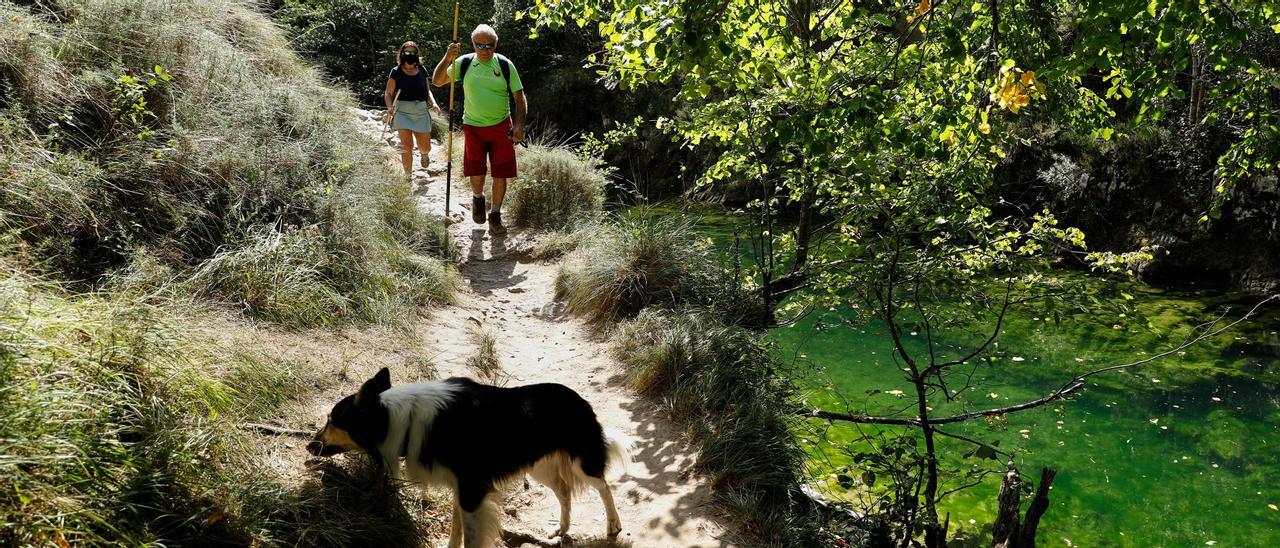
[397,128,414,176]
[413,131,432,171]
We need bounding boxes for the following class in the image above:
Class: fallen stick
[241,423,312,438]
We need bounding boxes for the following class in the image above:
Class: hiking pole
[445,0,459,221]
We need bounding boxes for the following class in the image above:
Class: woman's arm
[384,77,397,110]
[428,86,442,115]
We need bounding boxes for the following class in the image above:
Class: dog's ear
[354,367,392,407]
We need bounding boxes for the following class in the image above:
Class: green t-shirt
[447,53,524,127]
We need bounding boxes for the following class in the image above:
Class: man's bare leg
[470,175,486,224]
[488,177,508,235]
[490,178,507,212]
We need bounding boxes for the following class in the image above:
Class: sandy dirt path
[306,111,735,547]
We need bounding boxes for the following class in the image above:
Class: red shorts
[462,119,517,178]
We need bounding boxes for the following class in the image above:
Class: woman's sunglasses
[402,50,418,56]
[474,42,495,50]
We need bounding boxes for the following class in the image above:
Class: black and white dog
[307,368,628,547]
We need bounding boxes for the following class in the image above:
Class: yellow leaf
[916,0,932,17]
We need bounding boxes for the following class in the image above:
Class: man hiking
[432,24,527,235]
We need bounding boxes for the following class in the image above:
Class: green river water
[626,204,1280,546]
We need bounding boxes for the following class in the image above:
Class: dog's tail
[603,426,633,477]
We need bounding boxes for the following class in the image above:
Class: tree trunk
[991,464,1057,548]
[990,464,1023,548]
[1017,468,1057,547]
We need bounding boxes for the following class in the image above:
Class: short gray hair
[471,24,497,41]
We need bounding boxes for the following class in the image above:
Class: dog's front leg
[458,482,499,548]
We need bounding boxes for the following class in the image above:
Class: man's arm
[432,43,460,87]
[511,90,528,142]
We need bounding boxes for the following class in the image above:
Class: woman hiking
[386,41,443,179]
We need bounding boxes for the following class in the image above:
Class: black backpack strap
[458,55,472,82]
[498,57,512,95]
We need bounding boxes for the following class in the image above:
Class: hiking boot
[488,211,507,235]
[472,195,486,224]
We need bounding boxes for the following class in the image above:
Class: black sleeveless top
[388,65,429,102]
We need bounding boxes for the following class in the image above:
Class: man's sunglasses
[474,42,495,50]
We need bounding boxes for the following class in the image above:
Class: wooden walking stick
[381,89,400,141]
[445,0,460,220]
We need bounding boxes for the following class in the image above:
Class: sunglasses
[402,50,418,56]
[473,42,495,50]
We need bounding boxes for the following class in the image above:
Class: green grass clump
[555,215,764,326]
[555,216,712,325]
[531,226,592,260]
[507,144,606,229]
[0,0,454,327]
[192,227,346,326]
[612,309,819,545]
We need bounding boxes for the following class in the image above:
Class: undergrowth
[555,215,764,326]
[0,264,437,545]
[507,144,606,229]
[556,215,824,545]
[0,0,454,328]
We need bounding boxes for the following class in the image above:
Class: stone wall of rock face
[998,134,1280,294]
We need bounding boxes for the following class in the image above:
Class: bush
[555,215,765,326]
[555,216,712,325]
[0,0,454,327]
[507,144,607,229]
[612,309,820,545]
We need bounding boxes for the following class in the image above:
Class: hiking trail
[264,110,732,547]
